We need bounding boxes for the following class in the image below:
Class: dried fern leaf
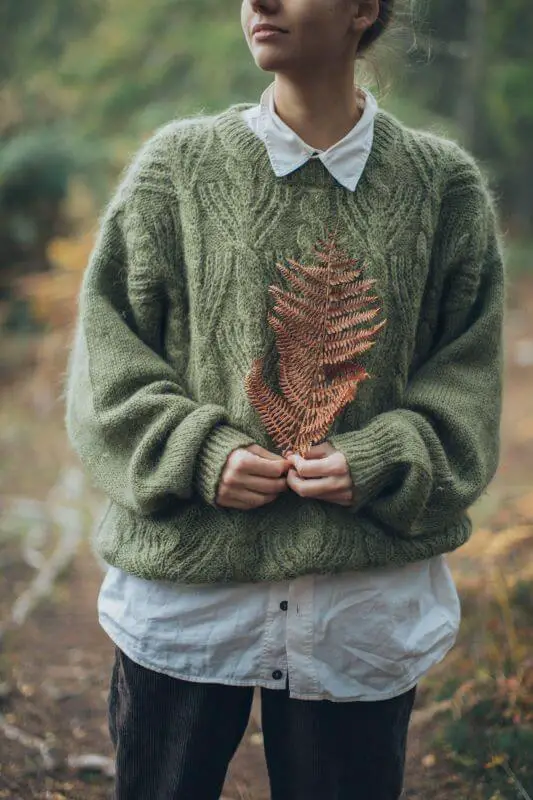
[244,232,386,456]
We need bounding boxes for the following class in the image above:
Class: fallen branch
[0,496,49,525]
[67,753,115,779]
[0,712,115,779]
[10,515,81,631]
[20,522,49,570]
[410,699,452,728]
[501,762,532,800]
[0,469,115,783]
[0,712,58,771]
[0,469,84,643]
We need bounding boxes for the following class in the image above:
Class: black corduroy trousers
[109,648,416,800]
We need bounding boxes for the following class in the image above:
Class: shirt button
[279,601,288,611]
[272,670,283,681]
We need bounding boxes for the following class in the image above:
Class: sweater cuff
[195,424,256,506]
[328,413,432,511]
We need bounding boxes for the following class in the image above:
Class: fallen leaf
[485,754,506,769]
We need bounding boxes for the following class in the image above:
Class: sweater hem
[95,500,472,584]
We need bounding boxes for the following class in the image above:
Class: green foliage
[0,130,102,276]
[405,0,533,232]
[0,0,102,135]
[443,676,533,799]
[0,0,103,278]
[0,131,71,275]
[0,131,74,202]
[0,0,100,82]
[61,0,266,138]
[426,553,533,799]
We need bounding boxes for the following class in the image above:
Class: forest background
[1,2,533,799]
[1,0,533,299]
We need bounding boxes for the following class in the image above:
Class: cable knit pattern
[65,106,505,584]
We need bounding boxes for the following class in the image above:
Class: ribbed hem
[328,413,432,512]
[194,424,255,506]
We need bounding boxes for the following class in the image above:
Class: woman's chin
[251,48,290,74]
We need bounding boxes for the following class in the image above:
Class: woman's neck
[272,70,363,151]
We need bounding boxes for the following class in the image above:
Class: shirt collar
[251,84,378,191]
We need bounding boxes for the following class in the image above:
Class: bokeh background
[1,2,532,798]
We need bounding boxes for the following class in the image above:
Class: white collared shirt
[98,89,461,701]
[242,83,378,190]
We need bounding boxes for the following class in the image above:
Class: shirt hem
[99,614,458,703]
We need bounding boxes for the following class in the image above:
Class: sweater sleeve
[328,159,505,537]
[65,131,254,515]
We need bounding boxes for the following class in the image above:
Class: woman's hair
[358,0,395,53]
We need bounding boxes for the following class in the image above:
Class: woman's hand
[286,442,354,507]
[216,444,289,510]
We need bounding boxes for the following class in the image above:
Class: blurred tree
[405,0,533,232]
[61,0,266,143]
[0,0,102,282]
[458,0,487,150]
[483,0,533,231]
[0,133,73,276]
[0,0,102,134]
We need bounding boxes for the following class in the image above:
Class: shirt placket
[286,575,320,698]
[258,582,289,688]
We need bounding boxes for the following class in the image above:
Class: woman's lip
[253,28,284,41]
[251,25,287,40]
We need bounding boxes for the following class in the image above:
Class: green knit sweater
[65,106,505,584]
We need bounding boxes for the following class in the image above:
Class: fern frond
[245,232,387,456]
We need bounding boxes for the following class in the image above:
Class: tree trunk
[457,0,487,150]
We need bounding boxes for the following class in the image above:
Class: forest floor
[0,276,532,800]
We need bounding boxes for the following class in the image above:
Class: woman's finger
[287,470,349,498]
[290,452,348,479]
[217,488,279,509]
[286,444,331,467]
[233,474,287,495]
[287,468,353,504]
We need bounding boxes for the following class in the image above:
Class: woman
[66,1,505,798]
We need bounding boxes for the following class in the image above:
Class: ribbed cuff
[328,413,432,512]
[194,424,256,506]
